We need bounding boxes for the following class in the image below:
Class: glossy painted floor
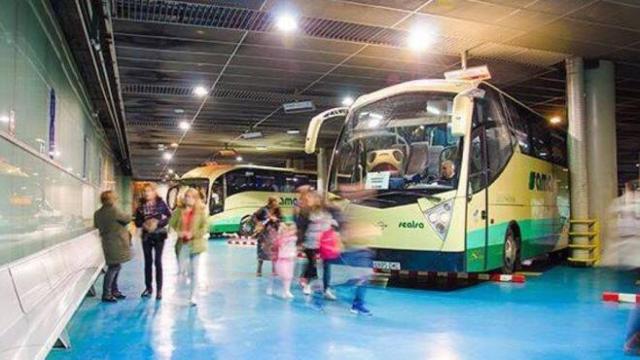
[48,239,636,360]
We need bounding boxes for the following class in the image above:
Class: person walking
[94,191,132,303]
[253,196,281,277]
[169,187,209,306]
[135,183,171,300]
[273,222,298,299]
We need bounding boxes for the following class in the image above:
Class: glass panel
[329,92,461,196]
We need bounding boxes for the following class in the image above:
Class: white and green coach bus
[306,69,569,273]
[167,164,316,236]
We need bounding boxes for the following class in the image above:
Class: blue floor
[48,239,636,360]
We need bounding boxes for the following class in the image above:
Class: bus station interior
[2,0,640,359]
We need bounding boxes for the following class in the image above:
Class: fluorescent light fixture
[0,114,9,123]
[170,142,179,148]
[179,121,191,130]
[256,146,268,151]
[276,13,297,32]
[168,169,174,174]
[342,96,354,106]
[174,108,185,114]
[193,86,208,97]
[407,25,430,52]
[286,129,300,135]
[236,156,243,161]
[240,131,263,139]
[162,152,173,161]
[549,116,562,125]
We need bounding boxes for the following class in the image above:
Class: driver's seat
[405,142,429,178]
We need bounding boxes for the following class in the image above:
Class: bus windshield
[329,92,462,196]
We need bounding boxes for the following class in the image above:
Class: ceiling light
[256,146,268,151]
[174,108,185,114]
[275,13,297,32]
[0,114,9,123]
[286,129,300,135]
[168,169,174,174]
[193,86,208,97]
[240,131,263,139]
[170,142,178,148]
[426,105,441,115]
[236,156,243,161]
[549,116,562,125]
[341,96,354,106]
[407,25,431,52]
[179,121,190,130]
[162,152,173,161]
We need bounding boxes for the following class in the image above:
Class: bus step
[568,244,597,249]
[568,232,597,237]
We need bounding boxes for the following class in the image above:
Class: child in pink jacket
[273,223,298,299]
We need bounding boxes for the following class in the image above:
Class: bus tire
[502,225,520,274]
[239,215,254,237]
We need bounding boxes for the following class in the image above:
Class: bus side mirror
[451,94,473,137]
[305,107,349,154]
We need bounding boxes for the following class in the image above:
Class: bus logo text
[528,171,553,192]
[398,221,425,229]
[279,197,297,207]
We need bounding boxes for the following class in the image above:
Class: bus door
[466,127,489,271]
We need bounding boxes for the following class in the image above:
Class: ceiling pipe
[70,0,131,171]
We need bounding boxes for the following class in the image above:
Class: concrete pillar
[585,60,617,248]
[316,148,327,194]
[566,57,590,260]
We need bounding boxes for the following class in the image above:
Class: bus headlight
[424,200,453,241]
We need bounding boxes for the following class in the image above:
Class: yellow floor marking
[516,271,542,276]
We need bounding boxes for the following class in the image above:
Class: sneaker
[283,291,294,299]
[113,292,126,300]
[324,289,337,301]
[189,297,197,307]
[350,302,372,316]
[303,284,312,295]
[141,288,152,298]
[266,287,274,296]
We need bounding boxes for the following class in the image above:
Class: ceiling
[98,0,640,183]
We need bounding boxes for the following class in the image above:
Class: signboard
[365,171,390,190]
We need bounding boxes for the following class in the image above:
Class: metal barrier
[568,219,600,265]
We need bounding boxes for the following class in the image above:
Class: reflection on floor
[48,239,635,360]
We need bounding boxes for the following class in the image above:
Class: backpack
[319,228,341,260]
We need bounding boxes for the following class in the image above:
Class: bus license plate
[373,261,401,270]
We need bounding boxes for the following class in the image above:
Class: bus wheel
[502,227,519,274]
[239,215,254,237]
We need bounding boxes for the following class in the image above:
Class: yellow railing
[567,219,600,266]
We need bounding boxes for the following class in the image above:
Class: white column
[585,60,617,249]
[566,57,590,260]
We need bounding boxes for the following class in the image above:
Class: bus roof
[351,79,478,110]
[180,164,316,180]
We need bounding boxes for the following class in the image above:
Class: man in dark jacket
[135,183,171,300]
[94,191,132,302]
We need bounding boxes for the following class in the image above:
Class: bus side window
[529,119,552,161]
[503,97,531,155]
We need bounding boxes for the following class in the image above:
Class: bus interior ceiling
[50,0,640,184]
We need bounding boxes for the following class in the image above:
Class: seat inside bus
[405,142,429,178]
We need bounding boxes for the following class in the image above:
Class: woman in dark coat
[135,183,172,300]
[94,190,132,303]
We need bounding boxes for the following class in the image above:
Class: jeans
[103,264,121,298]
[142,235,165,292]
[353,278,367,305]
[178,246,201,300]
[322,261,331,290]
[302,249,318,280]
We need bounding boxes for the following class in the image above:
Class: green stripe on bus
[466,218,566,272]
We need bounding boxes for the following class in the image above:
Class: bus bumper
[372,248,465,272]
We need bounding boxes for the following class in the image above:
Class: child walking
[273,223,298,299]
[169,188,208,306]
